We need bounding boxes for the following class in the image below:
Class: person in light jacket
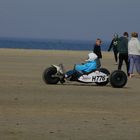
[128,32,140,78]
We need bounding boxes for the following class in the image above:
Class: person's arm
[116,37,121,53]
[136,40,140,52]
[93,46,99,56]
[100,50,102,59]
[108,40,113,51]
[128,41,131,54]
[98,46,102,59]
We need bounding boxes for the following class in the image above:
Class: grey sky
[0,0,140,41]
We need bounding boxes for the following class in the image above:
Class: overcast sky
[0,0,140,41]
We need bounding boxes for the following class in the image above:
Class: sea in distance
[0,38,110,51]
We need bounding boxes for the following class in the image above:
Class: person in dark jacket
[117,32,129,75]
[93,38,102,66]
[108,33,119,64]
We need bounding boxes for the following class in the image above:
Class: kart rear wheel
[95,68,110,86]
[110,70,127,88]
[43,67,60,84]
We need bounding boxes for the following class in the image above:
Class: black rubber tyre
[43,67,60,84]
[110,70,127,88]
[95,68,110,86]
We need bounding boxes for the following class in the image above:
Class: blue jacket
[75,61,97,73]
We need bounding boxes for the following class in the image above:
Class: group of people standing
[60,32,140,83]
[93,32,140,78]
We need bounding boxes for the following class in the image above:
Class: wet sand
[0,48,140,140]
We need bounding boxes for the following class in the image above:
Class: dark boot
[60,75,65,84]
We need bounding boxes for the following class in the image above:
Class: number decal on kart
[92,76,106,82]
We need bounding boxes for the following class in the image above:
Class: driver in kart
[60,52,100,83]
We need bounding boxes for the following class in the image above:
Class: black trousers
[113,50,118,62]
[118,53,129,74]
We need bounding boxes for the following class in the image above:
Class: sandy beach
[0,48,140,140]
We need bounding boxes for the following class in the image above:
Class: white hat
[85,52,97,61]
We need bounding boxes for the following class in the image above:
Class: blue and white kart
[43,64,127,88]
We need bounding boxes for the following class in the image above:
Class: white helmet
[86,52,97,61]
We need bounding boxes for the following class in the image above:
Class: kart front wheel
[110,70,127,88]
[43,67,60,84]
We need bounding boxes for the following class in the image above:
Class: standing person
[93,38,102,66]
[128,32,140,78]
[108,33,119,64]
[117,32,129,75]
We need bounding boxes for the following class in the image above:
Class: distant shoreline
[0,38,110,51]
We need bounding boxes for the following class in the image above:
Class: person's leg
[118,53,123,70]
[138,56,140,74]
[114,50,118,63]
[135,55,140,74]
[128,55,135,77]
[124,54,129,75]
[96,59,101,68]
[59,69,76,83]
[138,56,140,77]
[65,70,76,78]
